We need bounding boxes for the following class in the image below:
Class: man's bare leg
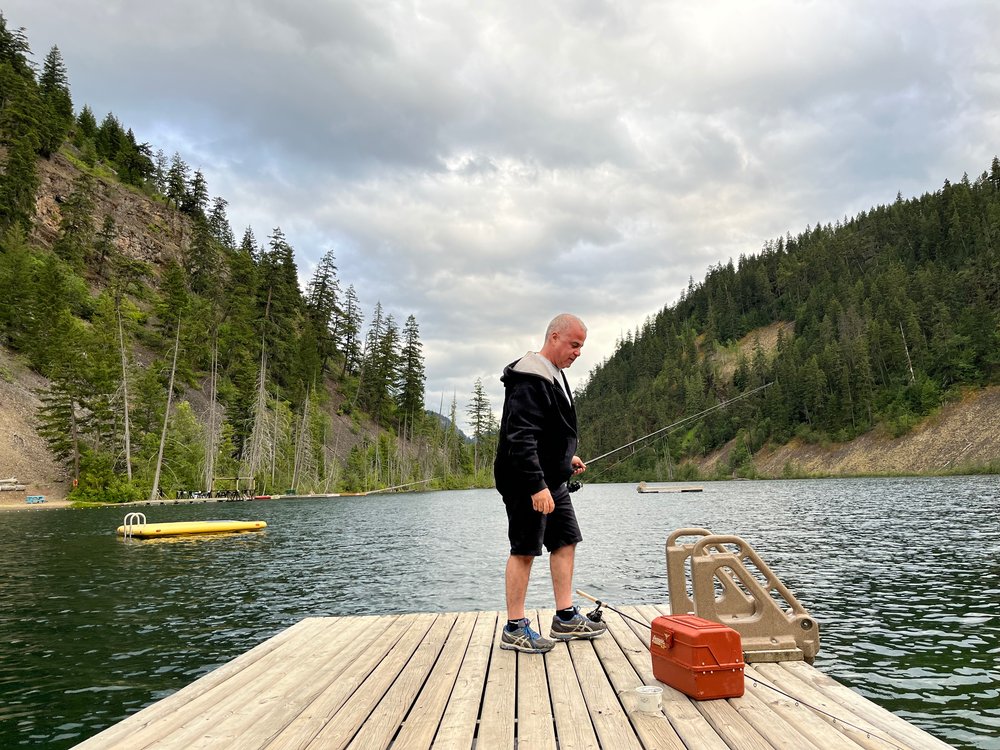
[505,554,534,621]
[550,543,576,611]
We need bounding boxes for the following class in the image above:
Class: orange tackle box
[650,614,745,700]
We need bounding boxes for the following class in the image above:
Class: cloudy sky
[8,1,1000,428]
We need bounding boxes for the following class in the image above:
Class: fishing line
[570,382,773,489]
[577,589,907,750]
[743,676,908,750]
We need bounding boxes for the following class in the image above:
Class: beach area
[0,494,71,511]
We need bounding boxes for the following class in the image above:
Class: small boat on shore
[637,481,703,493]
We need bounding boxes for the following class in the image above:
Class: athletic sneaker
[550,607,608,640]
[500,618,555,653]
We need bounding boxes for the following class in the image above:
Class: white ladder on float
[122,512,146,540]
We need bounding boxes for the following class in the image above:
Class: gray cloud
[7,0,999,429]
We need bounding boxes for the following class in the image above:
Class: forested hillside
[576,160,1000,480]
[0,14,477,502]
[3,11,998,501]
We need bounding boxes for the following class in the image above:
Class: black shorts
[503,484,583,556]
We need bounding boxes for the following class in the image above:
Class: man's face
[550,323,587,369]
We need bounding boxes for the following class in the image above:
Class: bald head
[544,313,586,342]
[540,313,587,369]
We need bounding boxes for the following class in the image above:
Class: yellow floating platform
[116,520,267,538]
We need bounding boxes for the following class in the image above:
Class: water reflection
[0,476,996,748]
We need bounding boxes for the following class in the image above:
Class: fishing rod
[568,381,773,491]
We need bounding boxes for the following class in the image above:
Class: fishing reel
[567,480,582,493]
[585,601,605,623]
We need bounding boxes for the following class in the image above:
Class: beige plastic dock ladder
[666,527,820,663]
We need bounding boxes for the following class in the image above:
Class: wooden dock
[73,604,952,750]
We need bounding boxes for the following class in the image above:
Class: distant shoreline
[0,496,71,511]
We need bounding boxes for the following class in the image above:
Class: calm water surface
[0,476,997,748]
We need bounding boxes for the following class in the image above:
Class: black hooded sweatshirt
[493,352,578,498]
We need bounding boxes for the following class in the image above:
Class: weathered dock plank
[389,610,478,750]
[431,610,497,749]
[72,607,953,750]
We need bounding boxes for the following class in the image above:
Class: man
[493,313,607,653]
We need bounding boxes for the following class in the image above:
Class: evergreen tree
[467,378,494,474]
[0,133,40,233]
[114,129,154,186]
[182,168,209,217]
[75,104,97,144]
[304,249,341,372]
[207,196,235,248]
[339,284,363,376]
[27,255,77,375]
[37,45,73,156]
[0,13,32,77]
[184,214,220,296]
[155,259,189,338]
[256,227,302,389]
[217,231,259,455]
[357,303,401,421]
[37,376,84,481]
[94,112,124,162]
[397,314,426,425]
[0,225,36,348]
[165,152,188,210]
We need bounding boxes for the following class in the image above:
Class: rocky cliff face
[698,385,1000,478]
[1,152,391,505]
[32,152,189,268]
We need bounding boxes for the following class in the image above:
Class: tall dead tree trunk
[116,303,133,481]
[150,321,181,501]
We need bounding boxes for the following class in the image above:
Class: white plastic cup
[636,685,663,713]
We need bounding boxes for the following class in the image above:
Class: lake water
[0,477,997,748]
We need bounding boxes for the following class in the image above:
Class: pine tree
[357,303,400,421]
[152,148,168,194]
[304,249,341,372]
[256,227,302,388]
[467,378,493,474]
[37,45,73,157]
[115,129,154,186]
[36,318,92,482]
[27,255,77,375]
[185,214,220,296]
[183,169,209,217]
[0,225,35,348]
[339,284,364,376]
[0,132,40,233]
[207,197,235,248]
[397,314,426,426]
[155,259,189,338]
[0,13,32,77]
[75,104,97,144]
[94,112,124,162]
[165,152,188,210]
[218,229,259,454]
[37,378,83,481]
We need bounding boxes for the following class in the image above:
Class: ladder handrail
[666,528,820,662]
[122,512,146,540]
